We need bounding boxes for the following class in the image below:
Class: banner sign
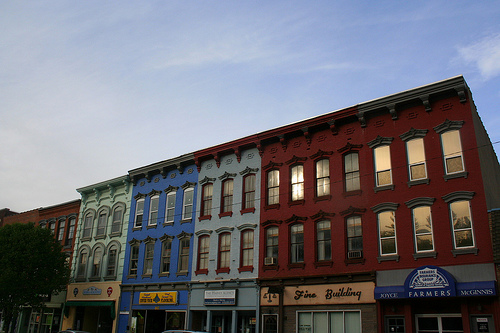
[204,290,236,305]
[139,292,178,305]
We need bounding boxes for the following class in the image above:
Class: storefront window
[297,311,361,333]
[416,315,462,333]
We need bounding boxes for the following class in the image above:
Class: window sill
[80,237,91,242]
[216,268,230,274]
[94,234,106,241]
[313,195,331,203]
[132,226,142,232]
[240,207,256,215]
[408,178,430,188]
[262,264,279,271]
[176,271,188,277]
[343,190,362,198]
[374,185,395,193]
[195,269,208,275]
[146,224,157,229]
[63,245,72,250]
[444,171,468,181]
[126,274,137,279]
[344,257,365,265]
[452,247,478,257]
[163,221,174,227]
[88,277,100,282]
[377,255,400,263]
[180,219,192,224]
[141,274,153,279]
[287,263,305,269]
[238,266,254,273]
[264,204,280,211]
[199,215,212,221]
[218,211,233,218]
[413,251,437,260]
[109,232,121,238]
[104,275,116,281]
[75,277,86,283]
[288,199,305,207]
[158,272,170,278]
[314,260,333,268]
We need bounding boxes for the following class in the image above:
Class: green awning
[64,301,115,319]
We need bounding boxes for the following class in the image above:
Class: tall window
[96,211,107,237]
[218,233,231,270]
[344,153,360,192]
[197,235,210,271]
[441,130,465,174]
[77,248,88,278]
[374,146,392,186]
[178,237,190,273]
[346,216,363,258]
[450,200,474,248]
[243,174,256,210]
[241,229,254,267]
[49,221,56,234]
[92,247,103,277]
[106,245,118,277]
[143,242,154,275]
[201,183,213,217]
[129,245,139,276]
[413,206,434,252]
[221,180,234,213]
[149,195,159,226]
[165,192,176,223]
[316,220,331,261]
[291,165,304,201]
[182,188,194,220]
[65,217,76,246]
[161,238,172,274]
[57,219,65,243]
[267,170,280,205]
[316,159,330,197]
[266,226,279,263]
[407,138,427,181]
[134,199,145,228]
[378,211,397,255]
[82,213,93,238]
[290,224,304,263]
[111,206,123,234]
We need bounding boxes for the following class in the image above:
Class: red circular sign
[107,287,113,297]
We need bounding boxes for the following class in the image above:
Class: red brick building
[2,199,81,333]
[257,76,500,333]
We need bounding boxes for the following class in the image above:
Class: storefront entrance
[74,306,113,333]
[131,310,185,333]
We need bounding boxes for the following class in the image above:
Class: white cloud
[457,33,500,81]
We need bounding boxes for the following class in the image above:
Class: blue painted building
[118,154,198,333]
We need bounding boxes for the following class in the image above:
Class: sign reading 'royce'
[260,282,375,306]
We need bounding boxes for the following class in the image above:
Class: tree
[0,223,70,333]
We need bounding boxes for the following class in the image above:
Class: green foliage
[0,223,70,322]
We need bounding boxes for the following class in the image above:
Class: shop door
[470,315,494,333]
[212,312,231,333]
[145,311,165,333]
[262,315,278,333]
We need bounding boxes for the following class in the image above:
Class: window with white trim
[441,130,465,175]
[66,216,76,246]
[82,213,93,238]
[378,211,397,256]
[182,188,194,220]
[77,248,88,279]
[161,238,172,274]
[134,199,144,228]
[165,192,176,223]
[344,153,360,192]
[290,223,304,263]
[374,145,392,187]
[143,242,154,275]
[316,159,330,197]
[291,165,305,201]
[106,245,118,277]
[316,220,331,261]
[57,219,65,243]
[96,210,108,237]
[267,170,280,205]
[178,235,191,273]
[413,206,434,252]
[407,138,427,181]
[92,247,103,278]
[111,206,123,234]
[149,195,159,226]
[346,216,363,258]
[129,244,139,276]
[450,200,474,249]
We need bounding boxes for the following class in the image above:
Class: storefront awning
[375,265,496,300]
[64,301,115,319]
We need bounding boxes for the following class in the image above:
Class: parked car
[58,330,91,333]
[162,330,207,333]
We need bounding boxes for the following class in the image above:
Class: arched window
[106,244,119,277]
[91,247,103,278]
[77,248,89,279]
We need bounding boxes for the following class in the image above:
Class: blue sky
[1,1,500,212]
